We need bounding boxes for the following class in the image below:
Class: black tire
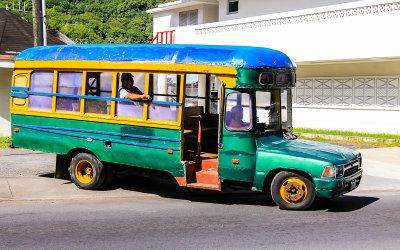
[270,171,315,210]
[69,153,105,190]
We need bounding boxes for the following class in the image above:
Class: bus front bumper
[313,170,363,198]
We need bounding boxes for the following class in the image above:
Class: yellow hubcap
[75,160,94,184]
[280,178,308,204]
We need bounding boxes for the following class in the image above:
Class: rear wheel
[270,171,315,210]
[69,153,105,190]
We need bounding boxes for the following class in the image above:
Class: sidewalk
[0,147,400,201]
[354,147,400,193]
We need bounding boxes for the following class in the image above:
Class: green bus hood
[256,135,360,165]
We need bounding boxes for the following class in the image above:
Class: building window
[228,0,238,14]
[179,10,198,26]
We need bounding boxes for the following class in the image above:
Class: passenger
[229,105,246,129]
[119,73,151,101]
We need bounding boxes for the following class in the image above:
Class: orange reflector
[323,167,330,177]
[232,159,240,164]
[13,128,19,133]
[167,149,173,154]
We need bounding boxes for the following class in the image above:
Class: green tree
[0,0,175,44]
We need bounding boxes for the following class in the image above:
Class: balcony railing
[150,30,175,44]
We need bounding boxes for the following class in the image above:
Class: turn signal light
[232,159,240,164]
[13,128,19,133]
[167,149,173,154]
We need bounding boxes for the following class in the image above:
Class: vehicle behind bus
[10,44,362,210]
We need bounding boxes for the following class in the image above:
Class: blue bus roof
[15,44,296,69]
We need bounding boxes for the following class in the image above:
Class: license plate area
[347,178,360,191]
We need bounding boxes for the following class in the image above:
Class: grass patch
[0,137,12,149]
[297,135,400,147]
[293,128,400,140]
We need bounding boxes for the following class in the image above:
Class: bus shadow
[310,195,379,212]
[104,175,379,211]
[38,172,379,211]
[107,174,275,206]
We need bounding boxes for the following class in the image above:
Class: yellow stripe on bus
[14,60,237,76]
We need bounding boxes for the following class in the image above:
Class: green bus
[10,44,362,210]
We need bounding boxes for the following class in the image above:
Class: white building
[148,0,400,135]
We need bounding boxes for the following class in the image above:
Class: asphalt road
[0,190,399,250]
[1,145,400,249]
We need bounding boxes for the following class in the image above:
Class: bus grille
[343,157,362,177]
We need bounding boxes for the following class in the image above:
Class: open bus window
[209,75,220,114]
[256,90,281,132]
[148,74,180,122]
[56,72,82,113]
[225,92,252,131]
[116,72,145,118]
[185,74,206,113]
[85,72,113,115]
[28,71,53,111]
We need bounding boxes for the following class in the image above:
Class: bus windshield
[256,89,293,135]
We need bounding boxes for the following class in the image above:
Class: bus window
[116,72,146,118]
[28,71,53,111]
[225,92,252,131]
[148,74,180,122]
[185,74,206,113]
[256,90,280,132]
[56,72,83,113]
[209,75,220,114]
[85,72,113,115]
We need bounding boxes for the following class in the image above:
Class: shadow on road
[311,195,379,212]
[39,172,379,211]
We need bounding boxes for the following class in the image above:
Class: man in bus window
[119,73,151,101]
[229,105,246,129]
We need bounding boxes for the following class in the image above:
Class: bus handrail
[12,90,182,106]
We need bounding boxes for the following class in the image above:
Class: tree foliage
[0,0,173,44]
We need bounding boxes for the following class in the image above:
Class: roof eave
[147,0,217,14]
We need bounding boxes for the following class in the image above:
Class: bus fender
[55,154,69,179]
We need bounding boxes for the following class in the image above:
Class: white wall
[218,0,365,21]
[175,1,400,62]
[153,3,218,36]
[293,107,400,134]
[151,0,400,134]
[203,3,219,24]
[0,68,12,137]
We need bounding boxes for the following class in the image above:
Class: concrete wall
[175,0,400,62]
[152,0,400,134]
[294,59,400,134]
[218,0,364,21]
[153,3,218,34]
[0,68,12,136]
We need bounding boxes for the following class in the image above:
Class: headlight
[322,165,336,179]
[322,165,344,179]
[336,165,344,178]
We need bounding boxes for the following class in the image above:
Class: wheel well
[263,168,314,193]
[66,148,97,162]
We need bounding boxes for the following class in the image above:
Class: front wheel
[270,171,315,210]
[69,153,105,190]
